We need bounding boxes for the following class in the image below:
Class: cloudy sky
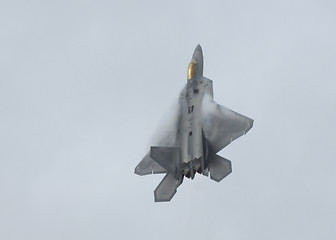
[1,0,335,239]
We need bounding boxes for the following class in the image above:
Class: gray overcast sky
[1,0,335,239]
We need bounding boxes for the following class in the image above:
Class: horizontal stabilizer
[154,173,183,202]
[150,146,181,180]
[208,153,232,182]
[134,152,166,176]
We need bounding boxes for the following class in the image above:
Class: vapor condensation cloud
[0,0,336,240]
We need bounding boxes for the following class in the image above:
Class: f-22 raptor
[135,45,253,202]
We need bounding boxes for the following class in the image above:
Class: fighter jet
[135,45,253,202]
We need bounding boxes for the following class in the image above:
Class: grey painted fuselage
[135,45,253,202]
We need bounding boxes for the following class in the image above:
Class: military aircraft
[135,45,253,202]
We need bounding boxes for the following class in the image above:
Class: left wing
[202,99,253,153]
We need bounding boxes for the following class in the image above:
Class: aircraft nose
[190,44,204,77]
[192,44,203,60]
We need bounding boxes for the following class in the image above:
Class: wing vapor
[202,95,253,153]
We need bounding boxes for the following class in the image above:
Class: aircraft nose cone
[192,44,203,60]
[190,44,204,77]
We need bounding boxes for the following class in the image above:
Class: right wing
[202,97,253,153]
[135,91,183,176]
[134,152,166,176]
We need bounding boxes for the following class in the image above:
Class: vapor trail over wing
[202,96,254,153]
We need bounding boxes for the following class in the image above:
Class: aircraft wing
[134,152,167,175]
[202,101,253,153]
[135,95,182,176]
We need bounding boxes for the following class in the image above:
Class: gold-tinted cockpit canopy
[187,59,197,80]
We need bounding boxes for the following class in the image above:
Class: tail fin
[150,146,181,180]
[154,173,183,202]
[208,152,232,182]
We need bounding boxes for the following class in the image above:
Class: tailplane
[207,152,232,182]
[154,173,183,202]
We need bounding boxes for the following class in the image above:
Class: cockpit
[187,59,196,80]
